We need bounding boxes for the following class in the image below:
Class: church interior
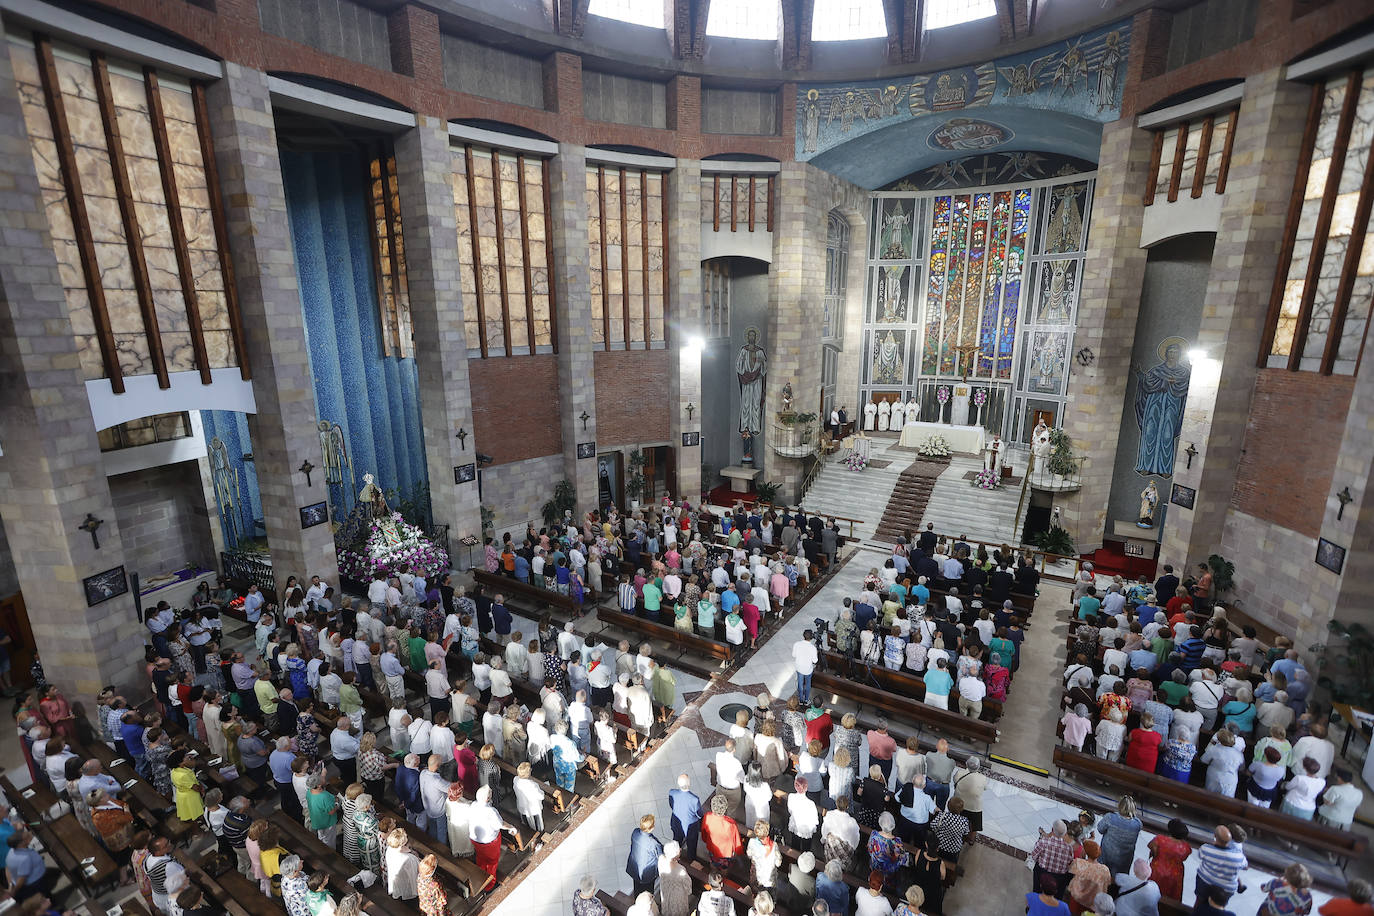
[1,0,1374,913]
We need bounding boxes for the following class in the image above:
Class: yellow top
[170,766,203,821]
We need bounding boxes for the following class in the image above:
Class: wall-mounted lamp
[1337,486,1353,521]
[79,513,105,549]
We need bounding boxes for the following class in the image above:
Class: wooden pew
[472,570,580,619]
[173,848,283,916]
[269,812,415,916]
[1,774,118,894]
[810,671,999,748]
[1052,747,1366,857]
[73,742,194,845]
[818,648,1007,722]
[368,796,488,898]
[157,718,263,798]
[595,611,732,670]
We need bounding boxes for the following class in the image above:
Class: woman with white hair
[280,855,311,916]
[1111,859,1160,916]
[352,793,381,871]
[469,784,521,891]
[656,841,692,916]
[629,890,660,916]
[384,828,419,900]
[866,811,909,887]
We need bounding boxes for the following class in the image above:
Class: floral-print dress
[353,805,382,871]
[282,873,312,916]
[418,870,450,916]
[146,742,173,797]
[297,712,320,762]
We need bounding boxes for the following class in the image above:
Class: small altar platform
[721,465,762,493]
[897,421,985,454]
[1112,520,1161,559]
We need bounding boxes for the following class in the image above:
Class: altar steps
[919,456,1024,545]
[800,454,909,542]
[872,469,940,542]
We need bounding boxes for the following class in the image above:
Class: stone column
[0,37,144,696]
[1159,70,1312,568]
[204,64,337,591]
[393,116,482,542]
[1058,120,1157,552]
[766,163,825,504]
[667,159,703,502]
[548,143,599,511]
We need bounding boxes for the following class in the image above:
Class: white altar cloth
[898,420,985,454]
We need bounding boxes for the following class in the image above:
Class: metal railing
[893,528,1081,583]
[1024,455,1085,491]
[426,524,452,569]
[220,549,275,595]
[797,452,825,503]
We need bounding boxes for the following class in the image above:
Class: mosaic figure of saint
[873,331,903,384]
[1134,338,1192,477]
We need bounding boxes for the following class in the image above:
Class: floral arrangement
[972,468,1000,490]
[844,452,868,471]
[973,388,988,407]
[917,435,952,458]
[936,386,951,404]
[336,512,449,581]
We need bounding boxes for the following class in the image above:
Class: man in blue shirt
[5,830,49,902]
[667,773,702,857]
[394,753,426,830]
[491,596,512,636]
[121,713,147,779]
[242,585,264,624]
[1178,626,1207,671]
[269,737,299,819]
[1127,644,1158,674]
[720,585,741,619]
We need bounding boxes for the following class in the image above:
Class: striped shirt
[619,582,637,612]
[221,811,251,849]
[1196,841,1247,891]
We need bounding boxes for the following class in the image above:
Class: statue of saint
[1138,480,1160,529]
[802,90,821,153]
[1134,338,1192,477]
[358,472,390,520]
[872,331,903,384]
[781,381,794,412]
[736,327,768,463]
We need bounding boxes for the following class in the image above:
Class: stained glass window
[585,164,667,349]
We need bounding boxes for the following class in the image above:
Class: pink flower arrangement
[971,468,999,490]
[937,386,950,404]
[336,512,450,579]
[973,388,988,407]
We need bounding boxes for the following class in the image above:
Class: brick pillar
[548,143,599,511]
[0,35,144,697]
[394,116,483,543]
[205,64,337,590]
[668,160,703,502]
[388,6,442,84]
[1058,120,1156,552]
[1159,70,1312,570]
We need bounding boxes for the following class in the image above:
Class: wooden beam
[488,148,513,357]
[34,36,122,392]
[93,52,168,389]
[1322,116,1374,373]
[641,170,650,347]
[463,145,489,359]
[729,174,737,232]
[1143,130,1164,207]
[619,166,630,349]
[1166,120,1188,203]
[1258,84,1323,366]
[144,70,212,385]
[1289,70,1361,372]
[712,173,720,232]
[597,164,610,347]
[542,158,558,354]
[516,154,536,353]
[1190,114,1214,199]
[748,175,756,231]
[1215,108,1238,195]
[191,82,250,381]
[766,175,774,232]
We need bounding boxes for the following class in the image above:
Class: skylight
[706,0,781,40]
[811,0,887,41]
[586,0,665,30]
[925,0,997,30]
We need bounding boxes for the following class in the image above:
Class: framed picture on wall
[1316,538,1346,574]
[454,463,477,484]
[682,431,700,447]
[83,566,128,607]
[577,442,596,460]
[299,501,330,529]
[1169,484,1196,510]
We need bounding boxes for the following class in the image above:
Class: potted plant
[541,479,577,527]
[755,479,780,506]
[1046,428,1077,481]
[1030,524,1075,558]
[1314,619,1374,708]
[626,449,647,509]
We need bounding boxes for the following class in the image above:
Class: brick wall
[593,350,672,447]
[468,355,563,465]
[1231,369,1354,537]
[108,461,216,581]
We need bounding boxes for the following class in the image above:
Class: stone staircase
[918,455,1024,545]
[800,451,909,541]
[872,462,942,542]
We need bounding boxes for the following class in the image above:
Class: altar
[898,420,985,454]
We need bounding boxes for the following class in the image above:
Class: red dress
[805,712,834,753]
[39,695,75,740]
[1123,728,1162,772]
[1147,835,1191,901]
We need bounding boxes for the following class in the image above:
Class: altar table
[897,420,985,454]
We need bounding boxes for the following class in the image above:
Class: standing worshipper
[469,785,521,892]
[626,814,665,897]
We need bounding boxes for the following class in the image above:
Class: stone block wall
[480,455,564,542]
[108,462,217,581]
[0,518,17,600]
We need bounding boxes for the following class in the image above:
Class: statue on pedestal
[1138,480,1160,529]
[736,327,768,465]
[780,381,794,413]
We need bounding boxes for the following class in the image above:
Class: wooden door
[0,593,36,687]
[1033,408,1055,428]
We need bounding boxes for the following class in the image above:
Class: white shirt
[443,614,463,641]
[426,668,449,699]
[1289,736,1335,779]
[792,640,818,676]
[430,725,456,762]
[319,673,342,705]
[306,583,327,604]
[957,676,986,702]
[468,803,504,844]
[489,669,513,699]
[514,776,545,818]
[787,792,819,836]
[367,580,388,604]
[855,891,893,916]
[714,751,745,789]
[821,808,859,850]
